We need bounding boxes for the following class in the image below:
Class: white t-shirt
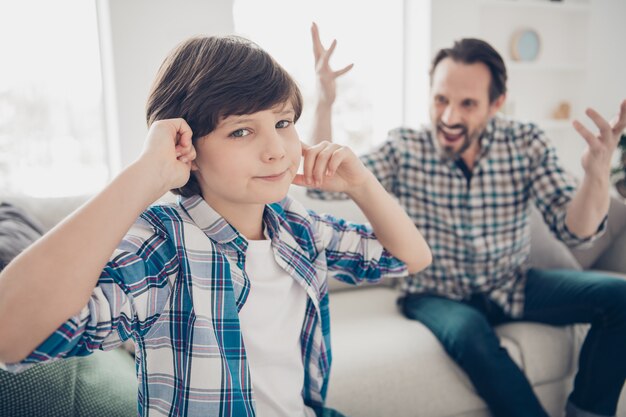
[239,238,316,417]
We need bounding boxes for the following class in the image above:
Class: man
[308,23,626,417]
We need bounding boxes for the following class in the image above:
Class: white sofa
[3,189,626,417]
[287,186,626,417]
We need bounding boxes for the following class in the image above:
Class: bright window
[0,0,108,197]
[233,0,404,154]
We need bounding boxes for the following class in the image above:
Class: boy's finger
[175,118,193,141]
[176,144,196,163]
[312,149,331,185]
[326,148,348,176]
[292,174,308,187]
[301,146,321,185]
[312,144,341,185]
[187,145,197,161]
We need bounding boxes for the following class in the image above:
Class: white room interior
[99,0,626,182]
[2,2,626,417]
[2,0,624,196]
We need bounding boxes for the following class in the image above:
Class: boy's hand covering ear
[141,118,197,190]
[293,141,370,193]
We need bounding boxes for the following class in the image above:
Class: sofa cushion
[327,287,484,417]
[0,349,136,417]
[593,230,626,273]
[327,287,577,417]
[1,195,90,232]
[0,202,45,271]
[0,199,137,416]
[495,322,576,385]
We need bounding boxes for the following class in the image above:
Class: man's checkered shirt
[310,115,606,318]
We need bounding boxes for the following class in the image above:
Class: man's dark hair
[146,35,303,197]
[430,38,507,103]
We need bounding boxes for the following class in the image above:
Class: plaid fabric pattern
[6,194,406,416]
[310,114,606,318]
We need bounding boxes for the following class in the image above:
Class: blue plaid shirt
[310,114,606,318]
[7,194,407,416]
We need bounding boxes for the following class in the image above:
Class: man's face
[429,57,504,159]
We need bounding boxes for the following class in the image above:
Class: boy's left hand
[293,141,371,193]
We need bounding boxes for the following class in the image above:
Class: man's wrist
[315,101,333,113]
[582,170,610,189]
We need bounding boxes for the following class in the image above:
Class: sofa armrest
[570,196,626,269]
[1,195,91,232]
[592,225,626,274]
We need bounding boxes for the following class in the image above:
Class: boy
[0,36,431,417]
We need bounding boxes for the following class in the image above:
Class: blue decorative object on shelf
[510,29,541,61]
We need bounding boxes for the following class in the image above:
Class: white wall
[403,0,432,128]
[585,0,626,117]
[97,0,625,174]
[96,0,234,173]
[427,0,626,114]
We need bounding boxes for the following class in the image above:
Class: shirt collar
[178,194,241,245]
[177,194,284,247]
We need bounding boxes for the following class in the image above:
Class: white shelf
[536,119,573,130]
[480,0,590,13]
[507,62,586,72]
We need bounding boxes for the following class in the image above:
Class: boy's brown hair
[146,36,303,197]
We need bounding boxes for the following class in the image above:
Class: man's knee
[404,300,499,363]
[444,318,503,365]
[595,277,626,319]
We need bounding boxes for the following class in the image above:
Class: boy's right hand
[139,118,196,192]
[294,140,372,194]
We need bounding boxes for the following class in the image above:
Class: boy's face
[429,57,504,159]
[191,103,301,213]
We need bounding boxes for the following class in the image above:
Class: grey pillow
[0,202,137,416]
[0,202,44,271]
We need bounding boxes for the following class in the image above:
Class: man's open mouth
[438,123,467,143]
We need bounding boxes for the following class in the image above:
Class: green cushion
[0,349,137,417]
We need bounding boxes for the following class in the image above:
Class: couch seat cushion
[327,287,576,417]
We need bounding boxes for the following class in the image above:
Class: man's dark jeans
[401,269,626,417]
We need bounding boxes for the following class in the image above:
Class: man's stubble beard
[434,120,488,160]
